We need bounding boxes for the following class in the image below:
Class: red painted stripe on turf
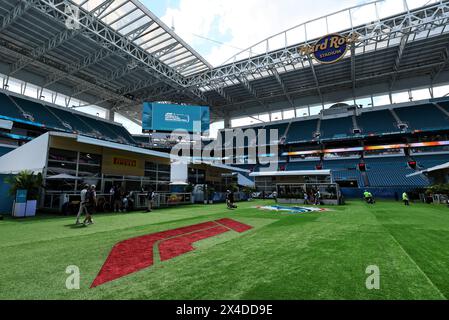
[91,219,253,288]
[91,221,217,288]
[159,226,229,261]
[216,218,253,233]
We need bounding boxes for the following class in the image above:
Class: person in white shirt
[75,184,90,225]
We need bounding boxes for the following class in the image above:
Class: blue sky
[141,0,180,17]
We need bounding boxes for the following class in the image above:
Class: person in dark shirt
[113,185,122,213]
[226,190,236,209]
[146,188,155,212]
[83,185,96,225]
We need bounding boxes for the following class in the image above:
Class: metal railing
[42,191,193,212]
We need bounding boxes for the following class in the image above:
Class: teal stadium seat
[48,107,94,134]
[10,96,65,130]
[320,116,354,140]
[0,92,27,121]
[394,104,449,131]
[286,119,319,143]
[356,110,398,135]
[259,123,289,146]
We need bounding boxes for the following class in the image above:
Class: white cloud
[161,0,437,66]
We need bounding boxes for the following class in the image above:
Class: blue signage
[142,103,210,133]
[15,190,27,204]
[313,34,348,64]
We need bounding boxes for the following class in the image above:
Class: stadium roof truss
[0,0,212,122]
[1,0,449,123]
[190,0,449,119]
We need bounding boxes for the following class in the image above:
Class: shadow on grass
[64,223,88,229]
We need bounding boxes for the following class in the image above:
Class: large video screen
[142,102,210,133]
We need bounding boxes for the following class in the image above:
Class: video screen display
[142,102,210,133]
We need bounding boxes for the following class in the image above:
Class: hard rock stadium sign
[299,33,359,64]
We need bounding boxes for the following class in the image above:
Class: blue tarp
[0,174,13,214]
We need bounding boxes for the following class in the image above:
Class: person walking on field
[314,190,321,205]
[75,184,90,225]
[83,185,97,225]
[146,188,155,212]
[113,185,122,213]
[402,192,410,206]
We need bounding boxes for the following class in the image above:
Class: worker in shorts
[75,184,90,225]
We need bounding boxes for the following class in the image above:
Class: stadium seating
[0,92,136,145]
[394,104,449,131]
[356,109,398,135]
[320,116,354,140]
[48,107,94,134]
[10,96,66,130]
[282,156,431,188]
[0,92,28,121]
[438,101,449,114]
[133,135,149,144]
[259,122,289,145]
[413,154,449,168]
[287,161,317,171]
[286,119,319,143]
[0,146,15,157]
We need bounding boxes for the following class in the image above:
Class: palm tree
[5,170,43,200]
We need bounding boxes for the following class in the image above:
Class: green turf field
[1,200,449,300]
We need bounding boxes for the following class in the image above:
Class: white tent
[0,132,49,174]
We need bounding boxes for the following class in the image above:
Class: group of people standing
[111,185,156,213]
[304,190,322,205]
[75,185,157,226]
[109,185,142,213]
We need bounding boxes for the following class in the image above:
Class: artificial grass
[0,200,448,300]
